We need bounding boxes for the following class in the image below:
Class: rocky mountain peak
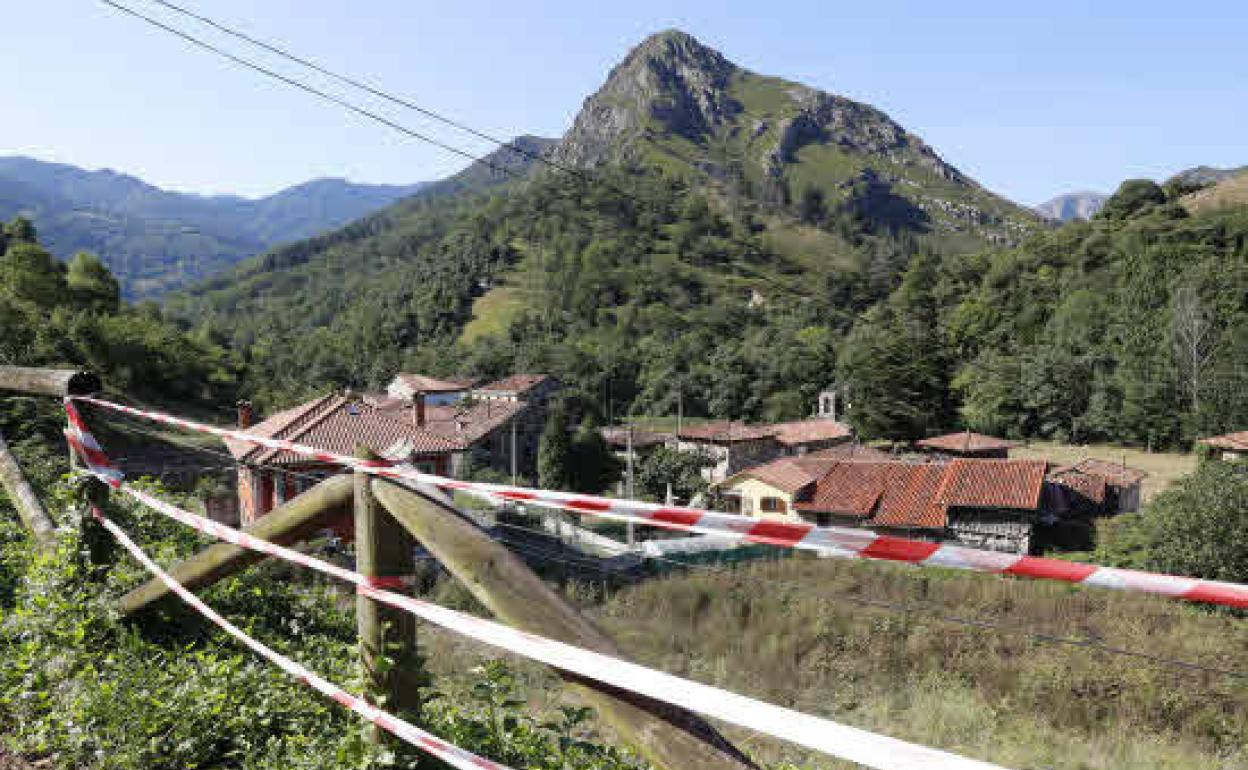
[551,29,742,167]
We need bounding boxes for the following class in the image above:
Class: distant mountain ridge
[0,156,426,298]
[1035,192,1108,222]
[1167,165,1248,188]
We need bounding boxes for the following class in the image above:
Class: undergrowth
[0,478,641,770]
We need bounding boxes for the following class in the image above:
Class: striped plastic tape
[91,507,515,770]
[111,480,1012,770]
[70,396,1248,609]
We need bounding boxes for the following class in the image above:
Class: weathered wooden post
[0,366,101,545]
[0,366,100,398]
[0,428,57,546]
[371,478,760,770]
[354,447,425,745]
[119,475,355,614]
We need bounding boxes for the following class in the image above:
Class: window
[760,496,787,513]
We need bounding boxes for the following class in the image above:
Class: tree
[635,446,713,503]
[1098,179,1166,220]
[798,186,827,225]
[567,416,620,494]
[1171,287,1216,414]
[0,242,67,307]
[1135,463,1248,583]
[66,252,121,312]
[537,400,572,491]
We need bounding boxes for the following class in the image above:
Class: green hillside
[171,30,1042,413]
[838,178,1248,446]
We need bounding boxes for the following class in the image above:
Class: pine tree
[537,400,572,491]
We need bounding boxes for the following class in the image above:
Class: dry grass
[598,556,1248,768]
[1182,171,1248,215]
[1012,441,1199,502]
[419,554,1248,770]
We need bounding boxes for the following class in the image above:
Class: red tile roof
[932,459,1047,513]
[1053,458,1147,488]
[794,458,1047,530]
[374,398,526,445]
[771,419,853,446]
[915,431,1019,454]
[796,461,947,524]
[476,374,554,396]
[225,394,462,465]
[725,456,841,495]
[600,427,671,450]
[677,421,778,443]
[1047,467,1108,505]
[1199,430,1248,452]
[392,374,476,393]
[807,443,894,461]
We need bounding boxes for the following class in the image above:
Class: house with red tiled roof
[1199,430,1248,463]
[474,374,560,403]
[676,416,854,483]
[386,373,477,405]
[915,431,1019,459]
[719,456,1049,554]
[717,455,842,517]
[771,419,854,454]
[1048,458,1146,513]
[675,421,785,483]
[369,394,531,479]
[226,394,463,524]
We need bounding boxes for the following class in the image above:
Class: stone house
[225,394,463,525]
[719,454,1049,554]
[385,374,476,405]
[1198,430,1248,463]
[1047,458,1146,514]
[675,417,854,483]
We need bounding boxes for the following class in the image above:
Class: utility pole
[510,417,518,486]
[625,421,635,546]
[676,380,683,437]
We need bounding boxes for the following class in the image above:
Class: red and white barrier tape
[65,399,123,487]
[109,481,1012,770]
[70,395,1248,609]
[89,506,515,770]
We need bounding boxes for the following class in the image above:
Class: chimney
[237,400,253,429]
[412,392,426,428]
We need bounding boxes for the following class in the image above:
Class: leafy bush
[0,478,641,770]
[1117,462,1248,583]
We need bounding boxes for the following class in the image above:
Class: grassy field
[1013,441,1199,502]
[419,552,1248,770]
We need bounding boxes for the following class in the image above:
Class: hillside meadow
[421,552,1248,770]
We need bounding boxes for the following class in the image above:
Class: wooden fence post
[0,366,100,398]
[354,447,425,747]
[370,478,760,770]
[118,475,355,615]
[0,427,56,546]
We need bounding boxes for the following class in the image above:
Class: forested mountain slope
[0,156,425,299]
[172,30,1040,413]
[839,179,1248,446]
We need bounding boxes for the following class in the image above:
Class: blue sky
[3,0,1245,205]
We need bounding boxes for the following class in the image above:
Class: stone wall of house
[946,509,1034,554]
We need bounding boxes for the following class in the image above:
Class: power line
[146,0,587,184]
[97,0,523,182]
